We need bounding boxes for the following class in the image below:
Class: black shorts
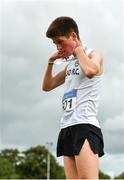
[57,124,104,157]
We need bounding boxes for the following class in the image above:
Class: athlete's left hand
[74,37,82,49]
[72,37,82,56]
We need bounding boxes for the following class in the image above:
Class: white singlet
[60,44,103,129]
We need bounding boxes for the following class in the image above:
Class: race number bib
[62,89,77,112]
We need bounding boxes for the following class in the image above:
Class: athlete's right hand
[49,50,67,62]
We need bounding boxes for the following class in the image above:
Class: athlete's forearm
[74,46,100,78]
[42,60,54,91]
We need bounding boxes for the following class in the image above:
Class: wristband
[48,61,54,65]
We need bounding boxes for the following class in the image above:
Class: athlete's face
[52,32,77,59]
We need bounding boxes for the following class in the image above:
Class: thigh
[75,139,99,179]
[64,156,78,179]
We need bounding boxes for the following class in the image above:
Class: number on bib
[62,89,77,112]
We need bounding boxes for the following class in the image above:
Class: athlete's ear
[70,32,78,40]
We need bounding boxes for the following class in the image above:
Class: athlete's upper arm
[85,50,103,77]
[89,51,103,68]
[51,66,67,90]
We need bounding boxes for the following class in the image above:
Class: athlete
[42,16,104,179]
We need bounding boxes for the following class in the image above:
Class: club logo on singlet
[75,61,79,67]
[65,60,79,77]
[66,68,79,77]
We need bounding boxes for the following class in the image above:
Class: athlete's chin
[62,53,70,59]
[64,52,73,58]
[63,56,69,60]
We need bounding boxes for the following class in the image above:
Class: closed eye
[53,40,64,45]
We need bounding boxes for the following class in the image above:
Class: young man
[42,16,104,179]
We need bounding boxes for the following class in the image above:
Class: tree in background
[115,171,124,179]
[0,146,65,179]
[99,170,111,179]
[0,157,19,178]
[18,145,65,179]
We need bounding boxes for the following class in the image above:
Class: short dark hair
[46,16,80,39]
